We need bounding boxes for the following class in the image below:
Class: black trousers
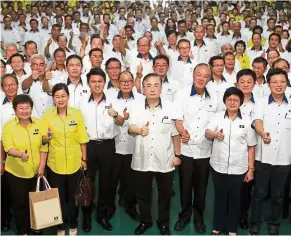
[178,156,210,222]
[6,171,37,235]
[47,167,81,230]
[135,170,174,225]
[250,161,291,225]
[1,171,12,224]
[212,168,245,233]
[82,139,116,221]
[112,153,137,210]
[240,181,253,219]
[283,169,291,217]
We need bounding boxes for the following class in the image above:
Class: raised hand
[140,121,149,136]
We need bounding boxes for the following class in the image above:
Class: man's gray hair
[30,54,46,63]
[4,42,18,51]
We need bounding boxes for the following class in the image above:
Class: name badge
[239,125,245,128]
[69,120,77,126]
[33,128,39,135]
[162,116,171,124]
[285,110,291,119]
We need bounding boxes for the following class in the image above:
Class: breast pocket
[285,111,291,129]
[160,118,172,133]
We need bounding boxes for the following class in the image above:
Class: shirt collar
[194,40,206,47]
[137,53,153,60]
[117,90,134,99]
[251,46,263,51]
[178,56,192,64]
[250,93,255,103]
[151,28,160,32]
[4,26,13,30]
[119,16,126,20]
[163,76,169,83]
[15,116,33,124]
[145,97,162,109]
[206,35,217,39]
[221,32,230,36]
[88,93,106,103]
[67,77,83,86]
[268,94,289,104]
[287,79,291,87]
[224,109,242,119]
[2,96,10,105]
[30,29,39,32]
[129,36,135,41]
[107,81,115,89]
[53,107,71,116]
[210,75,227,82]
[12,69,27,76]
[190,84,211,97]
[232,33,242,38]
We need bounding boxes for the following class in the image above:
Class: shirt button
[198,117,200,119]
[278,123,280,124]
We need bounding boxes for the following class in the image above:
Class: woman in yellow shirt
[234,40,251,69]
[2,94,48,236]
[41,83,89,236]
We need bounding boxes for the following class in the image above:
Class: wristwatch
[175,154,182,159]
[113,112,118,118]
[81,158,87,162]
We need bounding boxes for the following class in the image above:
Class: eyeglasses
[226,98,240,103]
[154,64,168,68]
[119,80,133,84]
[178,46,190,50]
[107,67,121,70]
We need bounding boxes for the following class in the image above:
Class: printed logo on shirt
[33,128,39,135]
[69,120,77,126]
[239,125,245,128]
[83,90,87,93]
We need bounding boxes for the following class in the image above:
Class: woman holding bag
[41,83,89,236]
[2,94,48,236]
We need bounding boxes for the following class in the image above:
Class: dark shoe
[1,220,10,232]
[174,220,189,231]
[194,221,206,234]
[268,224,279,235]
[239,217,249,230]
[97,218,112,231]
[106,206,116,220]
[159,224,171,235]
[134,223,152,235]
[125,208,140,221]
[249,223,260,235]
[211,230,220,235]
[82,217,92,232]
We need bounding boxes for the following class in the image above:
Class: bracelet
[248,167,255,172]
[81,158,87,162]
[175,154,182,159]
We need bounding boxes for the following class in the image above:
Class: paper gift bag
[29,177,63,230]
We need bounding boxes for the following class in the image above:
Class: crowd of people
[1,0,291,235]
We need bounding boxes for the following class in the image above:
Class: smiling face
[143,76,162,99]
[119,72,134,94]
[268,74,287,96]
[53,89,69,109]
[15,102,32,121]
[193,65,211,90]
[2,76,18,98]
[237,75,255,95]
[225,94,241,113]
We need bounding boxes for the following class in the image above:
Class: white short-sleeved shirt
[174,85,218,159]
[128,98,180,173]
[252,80,270,99]
[115,91,145,155]
[253,94,291,165]
[79,93,122,140]
[240,95,256,120]
[223,69,237,86]
[207,111,257,175]
[169,56,196,89]
[190,40,211,64]
[0,100,15,141]
[1,27,21,45]
[207,76,232,112]
[161,77,179,102]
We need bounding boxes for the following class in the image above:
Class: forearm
[42,79,52,93]
[172,135,181,155]
[44,44,50,58]
[128,124,141,136]
[254,120,264,137]
[247,146,255,169]
[135,76,142,93]
[7,148,23,158]
[80,143,87,159]
[175,120,185,135]
[68,36,74,50]
[1,142,5,161]
[158,45,167,56]
[205,129,218,139]
[39,152,47,168]
[22,76,33,90]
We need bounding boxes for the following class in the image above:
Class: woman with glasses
[205,87,257,235]
[41,83,89,235]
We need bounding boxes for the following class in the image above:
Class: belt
[89,139,114,145]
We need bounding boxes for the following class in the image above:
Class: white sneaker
[69,228,77,236]
[57,229,65,236]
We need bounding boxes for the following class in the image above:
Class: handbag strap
[36,176,51,192]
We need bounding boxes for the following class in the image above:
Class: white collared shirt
[161,77,179,102]
[253,95,291,165]
[252,81,270,99]
[175,85,218,159]
[190,40,211,64]
[79,94,121,140]
[24,30,43,49]
[223,69,237,86]
[115,91,145,155]
[207,111,257,174]
[240,96,256,120]
[128,98,180,173]
[0,100,15,141]
[1,27,21,45]
[246,47,265,65]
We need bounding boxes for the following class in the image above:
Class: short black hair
[153,54,169,66]
[234,40,246,51]
[51,24,62,30]
[253,25,263,34]
[86,68,106,83]
[52,83,70,97]
[118,71,134,81]
[177,19,186,25]
[105,57,121,69]
[29,18,38,24]
[53,47,66,58]
[90,34,104,45]
[266,68,288,83]
[236,69,256,83]
[10,53,25,63]
[177,39,190,48]
[166,30,178,38]
[209,55,224,67]
[1,59,6,68]
[89,48,103,57]
[142,72,162,86]
[12,94,33,110]
[251,32,262,40]
[124,24,133,31]
[24,40,37,49]
[66,54,83,67]
[223,87,244,106]
[273,58,290,69]
[252,57,268,68]
[268,32,281,43]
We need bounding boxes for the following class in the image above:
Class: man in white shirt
[24,19,43,50]
[252,57,270,99]
[223,52,237,86]
[174,63,217,234]
[79,68,124,232]
[104,58,122,99]
[1,16,21,48]
[250,69,291,236]
[128,73,181,235]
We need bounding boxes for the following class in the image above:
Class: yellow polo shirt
[3,117,48,179]
[236,53,251,69]
[41,107,89,175]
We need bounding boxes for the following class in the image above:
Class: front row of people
[1,66,290,236]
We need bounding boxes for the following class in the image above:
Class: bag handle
[36,176,51,192]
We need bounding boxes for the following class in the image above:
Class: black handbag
[75,170,94,207]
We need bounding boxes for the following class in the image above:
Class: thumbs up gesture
[260,49,266,58]
[181,129,190,144]
[47,37,53,46]
[140,121,149,136]
[108,103,118,117]
[45,66,52,80]
[137,61,143,75]
[215,128,224,141]
[21,149,29,162]
[189,49,194,60]
[47,127,53,140]
[31,70,40,80]
[123,107,129,120]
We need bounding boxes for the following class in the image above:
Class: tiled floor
[3,171,291,235]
